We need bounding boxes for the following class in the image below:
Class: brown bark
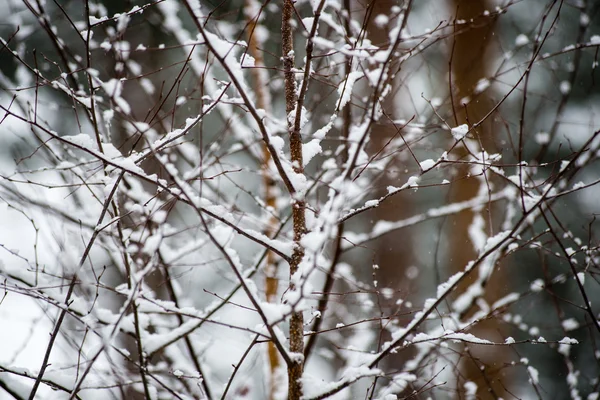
[447,1,509,398]
[282,1,305,399]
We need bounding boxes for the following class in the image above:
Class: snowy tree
[1,0,599,399]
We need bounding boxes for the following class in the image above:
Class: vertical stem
[243,1,281,398]
[282,1,305,399]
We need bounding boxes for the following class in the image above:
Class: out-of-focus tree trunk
[368,1,415,304]
[365,2,417,396]
[446,0,509,397]
[243,1,281,399]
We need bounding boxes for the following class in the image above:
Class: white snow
[474,78,490,94]
[451,124,469,141]
[515,34,529,46]
[530,279,544,292]
[302,17,315,32]
[559,80,571,95]
[62,133,96,150]
[436,272,464,298]
[561,318,579,331]
[535,131,550,144]
[407,176,420,187]
[337,71,363,110]
[482,230,511,253]
[302,138,322,167]
[572,181,585,190]
[528,366,540,384]
[443,331,492,345]
[558,337,579,345]
[241,54,255,67]
[419,159,436,171]
[364,199,379,207]
[374,14,389,28]
[492,292,519,309]
[259,301,292,324]
[464,381,477,399]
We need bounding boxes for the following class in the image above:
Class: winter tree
[1,0,599,399]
